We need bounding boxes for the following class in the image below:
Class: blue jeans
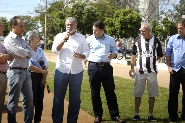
[52,69,83,123]
[7,69,33,123]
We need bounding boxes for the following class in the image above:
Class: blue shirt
[29,46,48,69]
[166,34,185,71]
[86,34,118,62]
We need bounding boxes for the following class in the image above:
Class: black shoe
[94,116,102,123]
[169,117,177,122]
[148,115,157,122]
[181,114,185,120]
[132,115,140,121]
[112,116,126,123]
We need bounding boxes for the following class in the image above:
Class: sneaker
[132,115,140,121]
[148,115,157,122]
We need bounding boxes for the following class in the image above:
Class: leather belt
[10,67,27,70]
[89,61,110,66]
[0,71,6,75]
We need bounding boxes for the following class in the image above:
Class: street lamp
[44,0,47,50]
[39,0,47,50]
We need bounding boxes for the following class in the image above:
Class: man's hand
[73,52,85,58]
[107,53,116,59]
[168,66,174,74]
[42,70,48,77]
[129,69,135,77]
[0,54,8,63]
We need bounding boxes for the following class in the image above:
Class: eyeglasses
[139,30,146,33]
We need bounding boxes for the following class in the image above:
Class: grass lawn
[46,61,184,123]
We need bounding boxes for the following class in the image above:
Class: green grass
[46,61,184,123]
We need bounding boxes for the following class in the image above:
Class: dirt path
[2,52,170,123]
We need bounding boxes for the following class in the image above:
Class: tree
[0,17,10,36]
[18,16,40,35]
[69,2,101,35]
[105,9,142,39]
[161,0,185,22]
[151,17,177,42]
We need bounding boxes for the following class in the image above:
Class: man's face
[139,25,151,39]
[178,23,185,38]
[0,22,4,36]
[12,18,24,36]
[65,20,77,34]
[93,26,104,38]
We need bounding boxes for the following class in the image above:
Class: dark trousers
[31,72,45,122]
[168,67,185,118]
[88,63,119,119]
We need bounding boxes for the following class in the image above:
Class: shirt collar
[94,34,105,39]
[177,34,185,39]
[10,31,22,39]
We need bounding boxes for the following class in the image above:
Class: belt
[89,61,110,66]
[10,67,27,70]
[0,71,6,75]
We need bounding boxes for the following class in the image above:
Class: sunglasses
[139,30,146,33]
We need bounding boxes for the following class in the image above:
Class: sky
[0,0,50,20]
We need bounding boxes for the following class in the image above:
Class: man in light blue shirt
[86,20,126,123]
[166,19,185,122]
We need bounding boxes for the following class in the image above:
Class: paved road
[2,52,170,123]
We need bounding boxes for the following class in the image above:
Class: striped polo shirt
[0,43,11,72]
[131,36,163,74]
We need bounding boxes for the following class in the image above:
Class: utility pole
[44,0,47,50]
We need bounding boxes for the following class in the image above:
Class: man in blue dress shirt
[166,19,185,122]
[86,21,126,123]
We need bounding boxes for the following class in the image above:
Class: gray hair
[65,17,77,25]
[25,30,38,43]
[141,22,152,32]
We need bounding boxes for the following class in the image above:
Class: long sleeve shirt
[52,32,89,74]
[166,34,185,72]
[4,32,34,68]
[86,34,118,62]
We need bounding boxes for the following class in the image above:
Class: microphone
[65,29,70,42]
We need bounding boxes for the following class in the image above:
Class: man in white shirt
[51,17,89,123]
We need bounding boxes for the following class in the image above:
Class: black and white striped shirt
[131,36,163,74]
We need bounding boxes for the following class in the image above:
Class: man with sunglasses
[129,22,163,122]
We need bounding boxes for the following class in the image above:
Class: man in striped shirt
[0,21,13,123]
[4,16,34,123]
[129,23,163,122]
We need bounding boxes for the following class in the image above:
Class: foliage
[106,9,142,39]
[47,61,184,123]
[68,2,101,35]
[162,0,185,22]
[0,17,10,36]
[151,17,177,42]
[18,15,40,35]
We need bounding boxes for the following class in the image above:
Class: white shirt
[52,32,89,74]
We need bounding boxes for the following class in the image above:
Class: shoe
[94,116,102,123]
[169,117,177,122]
[112,116,126,123]
[132,115,140,121]
[148,115,157,122]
